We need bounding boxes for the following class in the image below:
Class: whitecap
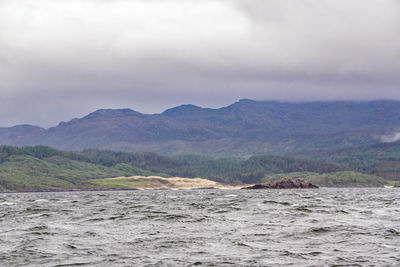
[34,199,49,202]
[0,201,15,206]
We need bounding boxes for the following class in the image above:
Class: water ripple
[0,188,399,266]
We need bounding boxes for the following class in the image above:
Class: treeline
[301,142,400,180]
[0,145,342,184]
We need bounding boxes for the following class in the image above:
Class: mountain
[0,125,45,146]
[1,99,400,156]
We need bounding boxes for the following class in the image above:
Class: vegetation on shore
[261,171,386,187]
[0,145,394,191]
[300,142,400,180]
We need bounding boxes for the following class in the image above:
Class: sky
[1,0,400,127]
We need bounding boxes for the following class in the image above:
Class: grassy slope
[308,172,387,187]
[0,154,158,192]
[90,177,160,189]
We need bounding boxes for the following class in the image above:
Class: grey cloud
[381,130,400,143]
[0,0,400,127]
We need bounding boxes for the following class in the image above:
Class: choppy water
[0,188,399,266]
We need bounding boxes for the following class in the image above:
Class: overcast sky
[1,0,400,127]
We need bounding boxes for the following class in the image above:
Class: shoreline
[0,186,393,194]
[0,188,141,194]
[0,187,241,194]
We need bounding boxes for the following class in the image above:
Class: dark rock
[242,177,319,189]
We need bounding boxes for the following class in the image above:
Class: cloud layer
[1,0,400,127]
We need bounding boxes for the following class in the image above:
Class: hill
[1,100,400,156]
[0,145,370,192]
[300,141,400,180]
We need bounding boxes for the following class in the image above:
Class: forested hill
[0,145,350,191]
[1,100,400,156]
[0,145,392,191]
[300,141,400,180]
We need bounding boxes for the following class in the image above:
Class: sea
[0,188,399,266]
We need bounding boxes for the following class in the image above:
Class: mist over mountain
[1,99,400,156]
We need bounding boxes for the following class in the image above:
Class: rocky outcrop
[242,178,319,189]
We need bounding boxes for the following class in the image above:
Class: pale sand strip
[103,175,246,189]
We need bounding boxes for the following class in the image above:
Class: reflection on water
[0,188,399,266]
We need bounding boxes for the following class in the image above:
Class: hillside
[1,145,381,192]
[1,100,400,156]
[0,146,158,191]
[300,141,400,180]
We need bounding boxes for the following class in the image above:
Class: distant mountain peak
[238,98,256,103]
[84,108,142,118]
[162,104,207,116]
[53,108,142,128]
[7,124,45,131]
[0,124,45,132]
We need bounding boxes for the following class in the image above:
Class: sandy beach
[92,175,246,190]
